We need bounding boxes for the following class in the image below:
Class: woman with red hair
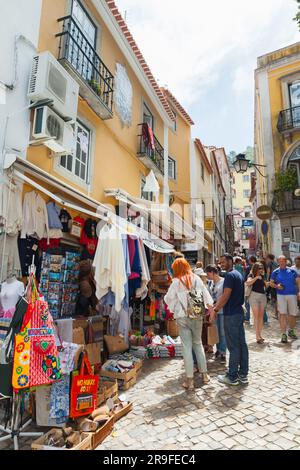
[164,258,214,390]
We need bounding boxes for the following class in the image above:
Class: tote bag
[69,352,99,419]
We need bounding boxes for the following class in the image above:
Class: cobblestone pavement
[98,311,300,451]
[1,310,299,451]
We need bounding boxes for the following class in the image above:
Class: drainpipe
[163,123,169,206]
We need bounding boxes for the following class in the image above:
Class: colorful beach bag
[12,300,61,390]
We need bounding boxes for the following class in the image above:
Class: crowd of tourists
[164,252,300,390]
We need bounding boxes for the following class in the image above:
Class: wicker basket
[167,320,179,338]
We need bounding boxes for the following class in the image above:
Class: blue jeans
[224,314,249,381]
[216,314,226,354]
[177,317,207,378]
[263,310,269,324]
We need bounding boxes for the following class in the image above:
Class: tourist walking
[292,256,300,276]
[270,256,300,343]
[266,254,279,318]
[206,265,226,363]
[164,258,214,390]
[245,263,269,344]
[234,257,244,276]
[212,254,249,386]
[244,256,257,323]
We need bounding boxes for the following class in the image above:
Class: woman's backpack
[179,277,205,319]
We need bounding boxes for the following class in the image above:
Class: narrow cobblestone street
[98,311,300,451]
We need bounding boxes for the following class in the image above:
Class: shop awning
[8,157,174,253]
[105,188,198,241]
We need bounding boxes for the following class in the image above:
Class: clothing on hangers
[20,191,49,242]
[59,209,72,233]
[93,224,127,312]
[0,178,23,236]
[18,236,41,280]
[46,202,63,230]
[0,234,21,282]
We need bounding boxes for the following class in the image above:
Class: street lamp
[233,154,250,174]
[233,153,267,177]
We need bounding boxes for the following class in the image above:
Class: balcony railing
[272,192,300,213]
[138,125,165,176]
[277,106,300,133]
[56,16,114,119]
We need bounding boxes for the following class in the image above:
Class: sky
[115,0,299,153]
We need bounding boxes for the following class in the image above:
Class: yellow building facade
[22,0,194,243]
[255,42,300,258]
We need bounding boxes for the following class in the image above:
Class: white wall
[0,0,42,166]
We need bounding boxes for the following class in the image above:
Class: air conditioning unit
[32,106,75,155]
[28,51,79,121]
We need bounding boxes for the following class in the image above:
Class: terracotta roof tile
[105,0,175,122]
[161,88,194,126]
[194,139,213,174]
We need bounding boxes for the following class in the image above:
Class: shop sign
[256,205,273,220]
[290,241,300,253]
[181,242,202,252]
[204,218,214,231]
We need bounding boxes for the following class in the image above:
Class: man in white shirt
[292,256,300,276]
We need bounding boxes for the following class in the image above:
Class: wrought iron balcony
[138,125,165,176]
[56,15,114,120]
[277,106,300,133]
[272,192,300,213]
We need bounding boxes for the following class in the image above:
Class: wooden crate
[134,360,143,372]
[100,367,136,383]
[112,401,133,423]
[31,431,92,451]
[119,376,136,391]
[88,416,114,449]
[97,380,118,406]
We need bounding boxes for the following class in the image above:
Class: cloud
[115,0,299,106]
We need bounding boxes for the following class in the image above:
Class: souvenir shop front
[0,157,189,450]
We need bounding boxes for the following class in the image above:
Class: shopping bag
[207,324,219,346]
[12,300,62,390]
[69,352,99,419]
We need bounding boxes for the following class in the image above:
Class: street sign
[204,218,214,231]
[256,205,273,220]
[242,220,254,227]
[261,221,269,236]
[290,241,300,253]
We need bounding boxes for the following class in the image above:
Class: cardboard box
[86,342,101,365]
[72,327,85,345]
